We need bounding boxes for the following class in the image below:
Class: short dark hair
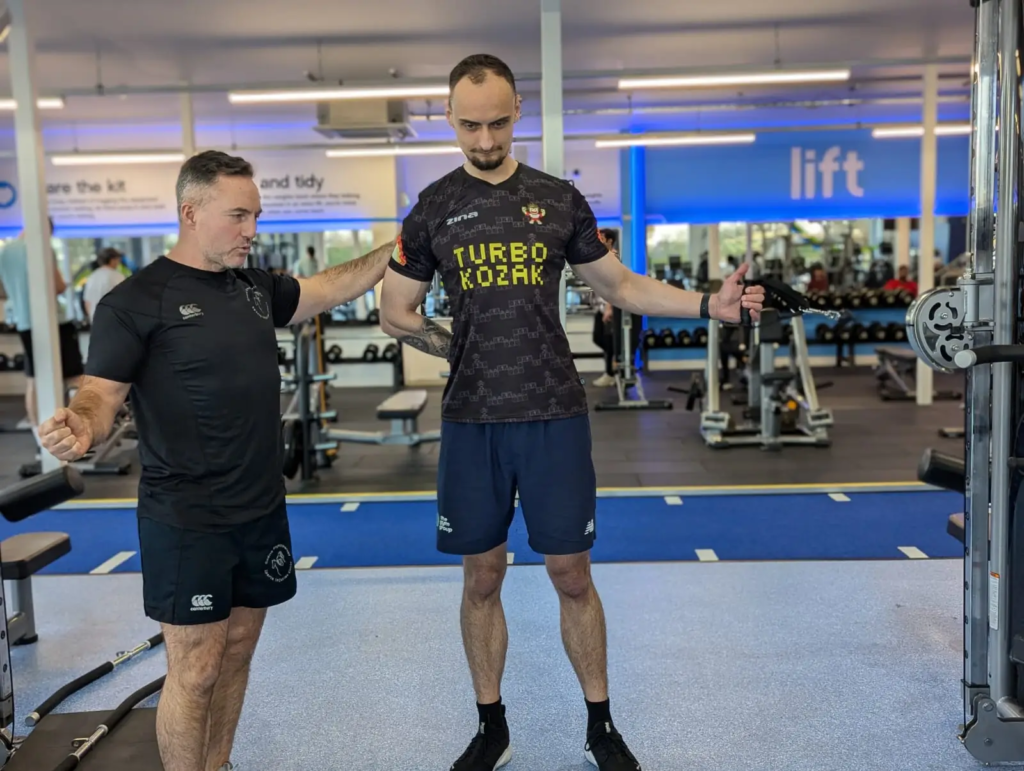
[449,54,516,95]
[175,150,254,214]
[97,247,121,267]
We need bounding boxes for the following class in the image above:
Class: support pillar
[895,218,911,271]
[916,65,938,406]
[708,224,722,281]
[181,91,196,158]
[540,0,566,327]
[8,0,60,472]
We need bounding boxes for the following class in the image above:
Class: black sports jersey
[85,256,301,532]
[389,162,608,423]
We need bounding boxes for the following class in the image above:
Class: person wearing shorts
[380,54,764,771]
[38,150,396,771]
[0,217,84,441]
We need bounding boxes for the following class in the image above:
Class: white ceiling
[0,0,976,149]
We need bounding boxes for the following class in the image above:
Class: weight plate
[906,287,967,374]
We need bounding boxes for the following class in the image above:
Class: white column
[540,0,566,327]
[181,91,196,157]
[916,65,938,406]
[708,224,722,281]
[8,0,61,471]
[895,218,911,271]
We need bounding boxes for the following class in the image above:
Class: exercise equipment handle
[0,466,84,523]
[917,448,966,494]
[26,632,165,727]
[954,345,1024,368]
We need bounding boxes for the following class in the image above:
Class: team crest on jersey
[392,235,407,266]
[522,203,546,224]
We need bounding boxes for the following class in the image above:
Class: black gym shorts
[137,503,297,626]
[18,322,85,380]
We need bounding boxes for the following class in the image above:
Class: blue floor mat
[0,491,964,574]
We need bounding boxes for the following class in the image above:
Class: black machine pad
[1,532,71,580]
[7,708,163,770]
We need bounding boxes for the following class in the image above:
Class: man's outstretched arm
[379,269,452,359]
[288,237,397,324]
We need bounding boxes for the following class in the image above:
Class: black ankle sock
[585,698,612,731]
[477,699,505,726]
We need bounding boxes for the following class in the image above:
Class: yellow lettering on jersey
[496,264,509,286]
[460,269,474,290]
[512,264,530,285]
[510,243,527,263]
[454,247,466,268]
[531,243,547,263]
[469,245,486,265]
[476,265,494,287]
[531,264,544,284]
[488,243,507,263]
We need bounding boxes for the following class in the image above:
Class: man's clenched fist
[39,408,93,462]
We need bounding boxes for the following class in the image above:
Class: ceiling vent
[314,99,416,140]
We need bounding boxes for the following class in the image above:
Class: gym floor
[0,365,974,770]
[0,366,967,495]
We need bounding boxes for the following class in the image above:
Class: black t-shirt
[389,162,608,423]
[85,256,301,531]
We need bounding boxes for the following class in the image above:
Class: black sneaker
[450,713,512,771]
[585,721,641,770]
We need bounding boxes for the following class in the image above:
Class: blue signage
[0,181,17,209]
[643,129,970,223]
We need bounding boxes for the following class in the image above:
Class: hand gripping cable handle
[739,277,844,327]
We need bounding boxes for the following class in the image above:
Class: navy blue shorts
[437,414,597,556]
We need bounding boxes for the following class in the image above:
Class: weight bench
[1,532,71,645]
[875,346,962,401]
[327,389,441,447]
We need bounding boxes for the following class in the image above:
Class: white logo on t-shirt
[247,287,270,320]
[179,303,203,320]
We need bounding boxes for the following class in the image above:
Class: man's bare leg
[157,620,229,771]
[545,552,608,702]
[205,607,267,771]
[461,543,509,703]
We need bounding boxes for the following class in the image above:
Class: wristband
[699,293,711,320]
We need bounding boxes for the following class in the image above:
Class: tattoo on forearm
[399,317,452,359]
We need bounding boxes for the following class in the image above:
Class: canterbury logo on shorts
[190,594,214,611]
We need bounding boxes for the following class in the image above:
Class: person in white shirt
[82,247,126,323]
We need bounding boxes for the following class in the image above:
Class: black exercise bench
[1,531,71,645]
[328,389,442,447]
[875,346,962,401]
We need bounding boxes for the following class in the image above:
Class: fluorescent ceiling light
[229,85,449,105]
[619,69,851,90]
[595,133,756,149]
[0,97,65,110]
[872,123,972,138]
[325,145,463,158]
[51,152,186,166]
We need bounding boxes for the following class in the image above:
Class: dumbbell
[864,290,881,308]
[838,325,854,343]
[0,353,8,370]
[887,322,907,342]
[12,354,24,371]
[363,344,380,361]
[815,324,831,343]
[643,330,659,349]
[660,328,677,348]
[366,309,381,325]
[853,323,870,343]
[830,292,845,310]
[868,322,887,342]
[277,347,288,366]
[896,290,914,308]
[326,345,343,363]
[382,343,399,362]
[676,329,693,348]
[846,289,863,309]
[882,290,898,307]
[693,327,709,347]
